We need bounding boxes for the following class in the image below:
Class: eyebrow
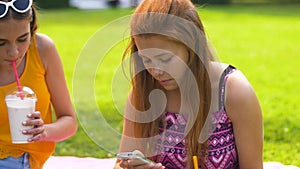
[19,32,30,39]
[0,32,30,41]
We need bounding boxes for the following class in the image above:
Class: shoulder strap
[218,65,237,110]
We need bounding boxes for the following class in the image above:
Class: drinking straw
[193,156,199,169]
[11,61,24,99]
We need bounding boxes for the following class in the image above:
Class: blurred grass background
[37,4,300,166]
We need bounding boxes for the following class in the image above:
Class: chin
[162,85,178,91]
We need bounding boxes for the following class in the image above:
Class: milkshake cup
[5,86,37,144]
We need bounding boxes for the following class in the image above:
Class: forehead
[135,37,190,64]
[135,35,183,53]
[0,19,30,38]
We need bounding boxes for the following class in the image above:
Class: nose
[7,44,19,59]
[149,67,164,76]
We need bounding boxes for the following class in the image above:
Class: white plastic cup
[5,86,37,144]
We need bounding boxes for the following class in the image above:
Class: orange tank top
[0,35,55,169]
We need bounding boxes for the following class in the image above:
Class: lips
[159,79,172,85]
[6,58,20,65]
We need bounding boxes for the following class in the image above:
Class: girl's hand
[22,111,46,142]
[120,159,165,169]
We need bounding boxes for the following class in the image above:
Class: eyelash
[161,57,172,63]
[142,57,172,64]
[0,38,28,46]
[18,38,28,42]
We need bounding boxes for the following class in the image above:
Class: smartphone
[116,152,152,166]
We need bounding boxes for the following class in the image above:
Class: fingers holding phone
[119,159,165,169]
[117,150,165,169]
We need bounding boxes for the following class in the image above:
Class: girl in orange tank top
[0,0,77,168]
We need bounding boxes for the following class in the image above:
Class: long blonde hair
[122,0,214,168]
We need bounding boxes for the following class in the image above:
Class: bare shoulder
[35,33,59,69]
[225,70,261,119]
[225,70,253,100]
[35,33,56,52]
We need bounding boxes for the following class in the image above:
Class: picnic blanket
[43,156,300,169]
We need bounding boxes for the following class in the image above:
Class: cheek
[166,60,188,78]
[20,42,31,54]
[146,68,157,77]
[0,48,6,58]
[173,66,188,80]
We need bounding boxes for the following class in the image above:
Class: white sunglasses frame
[0,0,33,18]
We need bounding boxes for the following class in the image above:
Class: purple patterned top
[153,65,239,169]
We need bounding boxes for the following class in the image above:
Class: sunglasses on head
[0,0,32,18]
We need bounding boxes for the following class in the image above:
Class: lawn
[37,4,300,166]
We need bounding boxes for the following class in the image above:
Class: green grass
[37,4,300,166]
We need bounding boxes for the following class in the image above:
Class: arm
[115,91,137,169]
[28,33,77,142]
[115,91,164,169]
[119,92,135,151]
[225,70,263,169]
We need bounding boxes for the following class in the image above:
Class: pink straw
[11,61,24,99]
